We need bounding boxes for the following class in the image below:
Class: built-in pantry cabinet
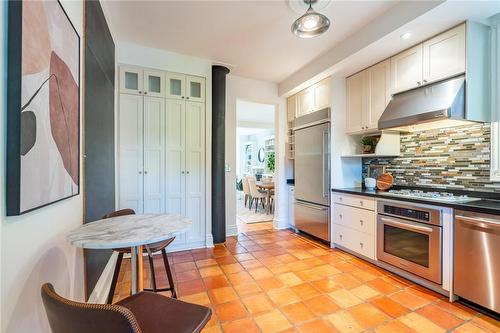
[346,24,467,134]
[118,65,207,248]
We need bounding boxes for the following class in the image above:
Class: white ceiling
[236,100,275,126]
[101,0,398,83]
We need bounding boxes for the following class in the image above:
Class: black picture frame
[7,0,81,216]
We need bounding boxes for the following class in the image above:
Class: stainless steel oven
[377,200,442,284]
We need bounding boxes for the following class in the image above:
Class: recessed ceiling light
[401,32,412,40]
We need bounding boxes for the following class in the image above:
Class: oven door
[377,215,442,284]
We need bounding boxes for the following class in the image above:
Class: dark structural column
[212,65,230,244]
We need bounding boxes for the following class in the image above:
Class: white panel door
[366,60,391,130]
[144,70,165,98]
[166,73,186,100]
[390,44,423,93]
[346,71,365,133]
[313,78,331,111]
[185,102,205,243]
[423,24,466,84]
[120,67,143,95]
[297,88,314,117]
[143,97,165,213]
[186,76,205,103]
[165,99,186,218]
[118,94,144,213]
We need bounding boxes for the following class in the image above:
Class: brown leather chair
[104,209,177,304]
[41,283,211,333]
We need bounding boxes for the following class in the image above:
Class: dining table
[256,181,275,214]
[67,214,191,295]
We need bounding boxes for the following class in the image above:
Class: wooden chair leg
[147,254,157,292]
[162,249,177,298]
[107,252,123,304]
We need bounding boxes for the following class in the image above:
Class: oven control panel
[383,205,430,222]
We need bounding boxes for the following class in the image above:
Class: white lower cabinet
[333,194,376,260]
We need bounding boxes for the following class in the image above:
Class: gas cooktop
[379,189,481,203]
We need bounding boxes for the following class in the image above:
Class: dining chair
[41,283,211,333]
[242,177,251,207]
[103,209,176,304]
[247,178,267,213]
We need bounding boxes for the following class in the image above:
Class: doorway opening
[235,100,275,233]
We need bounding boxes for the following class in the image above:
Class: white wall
[0,1,85,332]
[115,42,215,248]
[225,75,279,235]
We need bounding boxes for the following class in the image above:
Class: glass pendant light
[291,0,330,38]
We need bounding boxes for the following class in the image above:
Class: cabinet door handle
[423,80,428,83]
[339,214,343,219]
[417,81,421,86]
[186,171,190,174]
[138,91,142,94]
[339,235,343,240]
[360,242,364,248]
[339,197,343,201]
[181,96,185,99]
[181,171,185,174]
[138,171,142,174]
[359,200,364,206]
[360,220,363,225]
[144,171,148,174]
[144,91,148,95]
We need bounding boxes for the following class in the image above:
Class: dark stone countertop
[331,187,500,215]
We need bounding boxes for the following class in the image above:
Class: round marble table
[68,214,191,294]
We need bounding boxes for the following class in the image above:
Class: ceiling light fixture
[400,32,412,40]
[291,0,330,38]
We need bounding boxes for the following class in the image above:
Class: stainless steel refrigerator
[294,109,331,242]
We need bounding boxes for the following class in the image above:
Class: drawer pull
[360,220,363,225]
[339,214,343,219]
[360,242,364,248]
[359,201,363,206]
[339,235,343,240]
[339,197,343,201]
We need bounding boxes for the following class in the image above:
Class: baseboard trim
[205,234,214,248]
[88,252,117,304]
[226,224,238,237]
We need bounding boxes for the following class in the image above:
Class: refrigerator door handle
[322,130,329,198]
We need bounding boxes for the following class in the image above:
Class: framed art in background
[7,0,80,215]
[367,165,386,180]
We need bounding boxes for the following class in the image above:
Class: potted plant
[266,152,275,173]
[361,136,376,154]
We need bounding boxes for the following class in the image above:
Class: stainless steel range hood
[378,75,475,131]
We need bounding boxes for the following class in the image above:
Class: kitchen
[286,16,500,319]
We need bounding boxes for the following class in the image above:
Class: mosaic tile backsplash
[362,123,500,193]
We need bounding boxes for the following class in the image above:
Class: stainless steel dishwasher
[454,210,500,313]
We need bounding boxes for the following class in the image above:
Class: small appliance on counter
[364,177,376,190]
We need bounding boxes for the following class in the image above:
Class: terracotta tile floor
[113,224,500,333]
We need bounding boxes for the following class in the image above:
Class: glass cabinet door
[186,76,205,102]
[144,70,165,98]
[166,73,186,100]
[120,67,143,95]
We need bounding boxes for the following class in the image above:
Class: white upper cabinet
[144,70,165,98]
[287,95,297,123]
[166,73,186,100]
[120,67,144,95]
[366,60,391,130]
[390,44,423,94]
[297,88,314,117]
[289,77,332,120]
[313,78,331,111]
[423,24,466,84]
[346,71,365,133]
[186,76,205,102]
[346,60,390,134]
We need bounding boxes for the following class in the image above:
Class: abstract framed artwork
[7,0,80,215]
